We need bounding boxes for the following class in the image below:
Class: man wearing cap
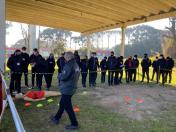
[151,56,159,83]
[158,54,166,85]
[165,56,174,83]
[80,56,88,87]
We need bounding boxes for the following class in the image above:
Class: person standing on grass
[124,56,133,83]
[45,53,55,90]
[88,52,99,87]
[21,47,30,88]
[158,54,166,86]
[165,56,174,83]
[100,56,108,83]
[80,56,88,87]
[117,56,124,83]
[107,51,117,86]
[151,56,159,83]
[131,55,139,82]
[57,53,65,75]
[50,52,80,130]
[7,49,23,96]
[29,48,38,89]
[141,53,151,83]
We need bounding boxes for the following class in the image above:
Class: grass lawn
[1,70,176,132]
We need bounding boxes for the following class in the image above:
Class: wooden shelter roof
[6,0,176,35]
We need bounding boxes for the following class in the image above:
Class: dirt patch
[89,84,176,120]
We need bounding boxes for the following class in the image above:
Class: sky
[6,18,170,48]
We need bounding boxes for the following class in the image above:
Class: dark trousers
[117,69,123,82]
[9,72,22,94]
[22,69,28,86]
[89,71,97,86]
[101,71,106,83]
[108,71,115,85]
[32,68,36,87]
[142,69,149,82]
[159,70,165,85]
[36,73,43,90]
[44,73,53,89]
[151,69,159,83]
[125,69,129,82]
[165,70,172,83]
[81,73,87,87]
[114,71,119,85]
[55,95,78,126]
[131,69,137,82]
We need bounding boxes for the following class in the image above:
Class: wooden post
[87,35,91,58]
[120,26,126,57]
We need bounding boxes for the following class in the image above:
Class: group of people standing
[7,47,55,96]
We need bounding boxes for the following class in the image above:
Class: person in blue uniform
[131,55,139,82]
[21,47,29,87]
[57,53,65,74]
[117,56,124,83]
[74,50,81,68]
[151,56,159,83]
[107,51,117,86]
[45,53,55,90]
[88,52,99,87]
[100,56,107,83]
[165,56,174,83]
[141,53,151,83]
[7,49,23,95]
[80,56,88,87]
[158,54,166,85]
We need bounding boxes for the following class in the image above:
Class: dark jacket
[32,54,46,73]
[107,55,117,70]
[58,59,80,95]
[152,60,159,70]
[165,58,174,70]
[57,57,65,73]
[158,58,166,71]
[132,58,139,69]
[21,52,29,71]
[74,54,81,67]
[100,59,107,71]
[141,58,151,70]
[46,57,55,73]
[80,59,88,72]
[116,57,123,70]
[7,54,23,73]
[29,54,37,70]
[88,57,99,71]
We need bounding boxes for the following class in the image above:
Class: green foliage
[40,28,72,55]
[114,25,162,57]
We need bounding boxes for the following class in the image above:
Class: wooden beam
[82,9,176,35]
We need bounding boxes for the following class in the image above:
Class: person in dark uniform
[74,50,80,67]
[107,51,117,86]
[124,56,133,83]
[45,53,55,90]
[131,55,139,82]
[21,47,29,87]
[117,56,124,83]
[158,54,166,85]
[57,53,65,75]
[30,50,45,90]
[165,56,174,83]
[141,53,151,83]
[151,56,159,83]
[100,56,107,83]
[29,48,38,89]
[51,52,80,130]
[88,52,99,87]
[80,56,88,87]
[7,49,23,95]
